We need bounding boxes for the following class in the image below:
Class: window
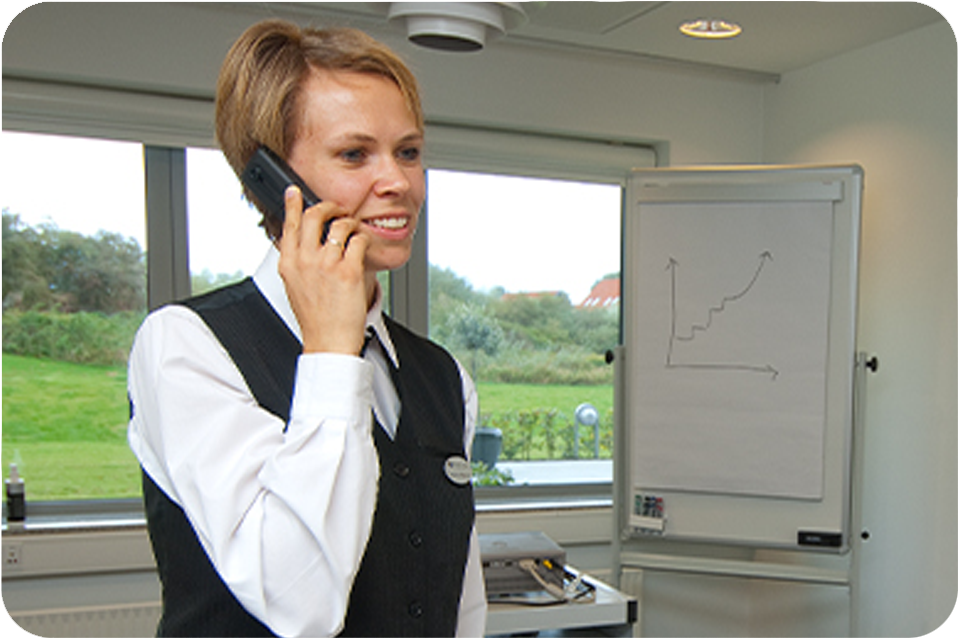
[2,131,146,501]
[1,127,645,506]
[186,147,272,294]
[426,169,622,487]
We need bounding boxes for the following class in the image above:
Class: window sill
[2,488,614,581]
[4,460,614,535]
[4,493,613,535]
[492,459,613,486]
[3,499,146,536]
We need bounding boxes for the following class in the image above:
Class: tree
[51,229,145,312]
[444,303,503,379]
[2,211,48,310]
[491,292,574,349]
[569,305,620,354]
[2,211,145,313]
[428,265,493,345]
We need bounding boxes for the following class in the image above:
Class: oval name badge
[444,455,472,486]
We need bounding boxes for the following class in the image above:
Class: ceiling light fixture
[388,2,527,52]
[679,19,743,39]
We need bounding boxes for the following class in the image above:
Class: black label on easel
[798,531,843,547]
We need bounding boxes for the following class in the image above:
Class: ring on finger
[327,237,342,248]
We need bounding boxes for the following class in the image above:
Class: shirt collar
[365,286,399,369]
[252,246,400,369]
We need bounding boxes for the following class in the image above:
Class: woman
[128,19,486,637]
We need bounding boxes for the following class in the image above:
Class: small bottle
[6,463,25,522]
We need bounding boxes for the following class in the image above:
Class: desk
[486,569,637,637]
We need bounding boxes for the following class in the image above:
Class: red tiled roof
[578,278,620,308]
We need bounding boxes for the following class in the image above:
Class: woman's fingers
[323,219,362,253]
[279,185,305,250]
[276,186,371,355]
[283,185,353,253]
[341,231,370,262]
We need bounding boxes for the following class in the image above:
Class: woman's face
[288,69,425,274]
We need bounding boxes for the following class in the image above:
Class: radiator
[10,602,161,638]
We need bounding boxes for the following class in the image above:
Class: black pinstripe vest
[140,278,474,637]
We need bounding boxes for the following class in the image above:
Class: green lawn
[2,354,140,500]
[2,354,614,501]
[476,381,613,418]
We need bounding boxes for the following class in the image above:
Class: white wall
[409,38,767,166]
[763,19,957,636]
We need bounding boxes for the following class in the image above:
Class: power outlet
[3,543,23,570]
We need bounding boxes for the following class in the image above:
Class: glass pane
[1,131,146,501]
[427,169,621,486]
[186,148,271,294]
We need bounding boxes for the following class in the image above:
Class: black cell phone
[241,145,331,243]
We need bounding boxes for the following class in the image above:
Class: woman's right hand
[277,186,372,356]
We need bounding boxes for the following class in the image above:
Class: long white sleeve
[456,526,488,637]
[129,248,486,637]
[128,306,379,637]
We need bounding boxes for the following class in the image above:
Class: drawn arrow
[666,362,780,380]
[665,257,680,365]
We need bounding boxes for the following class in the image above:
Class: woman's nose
[373,157,410,196]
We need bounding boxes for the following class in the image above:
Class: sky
[427,169,621,303]
[2,131,622,304]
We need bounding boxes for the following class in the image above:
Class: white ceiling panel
[310,2,946,76]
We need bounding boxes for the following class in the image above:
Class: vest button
[408,601,424,618]
[409,530,423,548]
[393,462,411,478]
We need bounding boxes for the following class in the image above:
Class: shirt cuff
[289,353,374,428]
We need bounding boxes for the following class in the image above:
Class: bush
[453,344,613,386]
[482,408,614,462]
[471,462,515,486]
[2,310,144,366]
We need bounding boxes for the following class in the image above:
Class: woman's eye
[340,148,367,163]
[398,146,422,163]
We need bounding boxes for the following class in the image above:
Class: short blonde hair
[215,19,423,238]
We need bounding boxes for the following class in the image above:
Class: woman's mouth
[363,215,411,239]
[368,216,407,230]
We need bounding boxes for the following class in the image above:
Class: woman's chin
[365,249,412,274]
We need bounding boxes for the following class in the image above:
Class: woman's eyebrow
[330,131,424,146]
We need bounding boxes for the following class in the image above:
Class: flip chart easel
[616,164,863,552]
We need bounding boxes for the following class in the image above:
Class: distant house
[579,278,620,309]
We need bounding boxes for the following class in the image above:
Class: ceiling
[304,2,945,78]
[1,1,948,100]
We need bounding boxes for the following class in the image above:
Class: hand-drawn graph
[665,251,779,379]
[629,199,835,500]
[624,166,863,547]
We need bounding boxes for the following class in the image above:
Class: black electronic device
[241,145,330,242]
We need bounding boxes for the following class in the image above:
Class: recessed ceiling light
[679,19,742,39]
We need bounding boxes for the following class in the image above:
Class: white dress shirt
[128,246,487,637]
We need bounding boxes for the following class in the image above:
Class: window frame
[417,124,655,504]
[2,120,655,521]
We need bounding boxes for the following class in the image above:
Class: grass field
[2,354,140,500]
[476,381,612,417]
[2,354,613,501]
